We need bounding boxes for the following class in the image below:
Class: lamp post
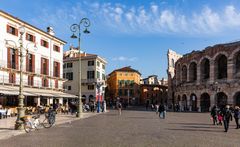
[70,18,90,118]
[5,25,37,130]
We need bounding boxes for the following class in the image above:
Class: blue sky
[1,0,240,78]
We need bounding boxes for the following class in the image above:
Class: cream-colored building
[167,49,182,108]
[0,10,76,107]
[63,47,107,103]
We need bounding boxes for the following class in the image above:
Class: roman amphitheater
[173,41,240,112]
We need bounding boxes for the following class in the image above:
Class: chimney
[47,26,55,36]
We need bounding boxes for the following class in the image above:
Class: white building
[0,10,76,107]
[63,47,107,103]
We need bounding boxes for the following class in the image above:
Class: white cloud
[112,56,138,62]
[31,2,240,36]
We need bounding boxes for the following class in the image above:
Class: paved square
[0,109,239,147]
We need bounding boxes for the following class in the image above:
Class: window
[7,25,18,36]
[87,71,95,79]
[118,89,122,96]
[26,54,35,72]
[102,64,105,69]
[102,74,105,80]
[53,45,60,52]
[171,59,175,67]
[28,76,34,86]
[41,39,49,48]
[63,73,66,78]
[54,61,60,77]
[68,86,71,90]
[97,61,100,67]
[217,55,227,79]
[41,58,48,75]
[42,78,48,87]
[88,61,94,66]
[67,63,72,68]
[55,80,58,89]
[9,73,15,83]
[63,63,66,69]
[97,71,100,79]
[124,89,128,96]
[88,85,94,90]
[66,72,73,80]
[26,33,35,42]
[8,48,17,69]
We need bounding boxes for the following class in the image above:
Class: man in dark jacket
[210,105,218,125]
[233,106,240,129]
[223,105,233,132]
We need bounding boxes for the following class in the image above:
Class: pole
[77,29,82,118]
[128,89,130,107]
[15,32,25,130]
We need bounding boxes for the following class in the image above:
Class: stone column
[227,59,234,82]
[210,93,215,109]
[209,60,215,83]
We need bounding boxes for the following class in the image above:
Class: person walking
[155,104,159,115]
[210,105,218,125]
[158,104,166,119]
[223,105,233,132]
[117,102,122,115]
[233,106,240,129]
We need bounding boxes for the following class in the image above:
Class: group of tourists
[210,105,240,132]
[148,103,167,119]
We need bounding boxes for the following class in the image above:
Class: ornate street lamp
[70,18,90,118]
[5,25,37,130]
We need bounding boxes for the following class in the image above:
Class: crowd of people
[210,105,240,132]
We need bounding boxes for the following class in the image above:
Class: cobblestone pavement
[0,108,240,147]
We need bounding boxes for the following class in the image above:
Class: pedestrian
[158,104,166,119]
[210,105,218,125]
[155,104,159,115]
[217,110,223,125]
[222,105,233,132]
[233,106,240,129]
[117,102,122,115]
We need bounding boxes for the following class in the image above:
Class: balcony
[81,78,105,85]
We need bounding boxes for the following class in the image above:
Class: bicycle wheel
[24,122,32,133]
[42,118,52,128]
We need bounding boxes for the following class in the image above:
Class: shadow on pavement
[169,123,213,126]
[166,128,222,133]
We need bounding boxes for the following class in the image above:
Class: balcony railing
[81,78,105,85]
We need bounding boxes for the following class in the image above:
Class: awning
[0,85,77,98]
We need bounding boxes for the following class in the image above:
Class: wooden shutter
[41,58,43,74]
[15,50,19,70]
[46,59,49,75]
[57,62,60,77]
[6,25,10,33]
[41,39,43,46]
[55,80,58,89]
[15,28,18,36]
[25,33,28,40]
[46,41,49,48]
[32,54,35,73]
[33,36,36,43]
[7,48,11,68]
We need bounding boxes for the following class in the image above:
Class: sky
[1,0,240,78]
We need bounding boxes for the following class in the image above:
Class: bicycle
[21,114,41,133]
[42,109,56,128]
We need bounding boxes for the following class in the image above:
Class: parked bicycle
[21,109,56,133]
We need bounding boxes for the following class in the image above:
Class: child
[217,112,223,125]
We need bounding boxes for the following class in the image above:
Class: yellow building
[107,66,141,105]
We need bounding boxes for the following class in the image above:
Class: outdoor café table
[0,109,7,119]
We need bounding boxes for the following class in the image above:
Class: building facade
[173,41,240,112]
[0,10,76,107]
[63,47,107,104]
[167,49,182,109]
[107,66,141,105]
[140,84,168,105]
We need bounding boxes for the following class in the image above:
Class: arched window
[216,55,227,79]
[182,65,187,82]
[201,58,210,80]
[189,62,197,82]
